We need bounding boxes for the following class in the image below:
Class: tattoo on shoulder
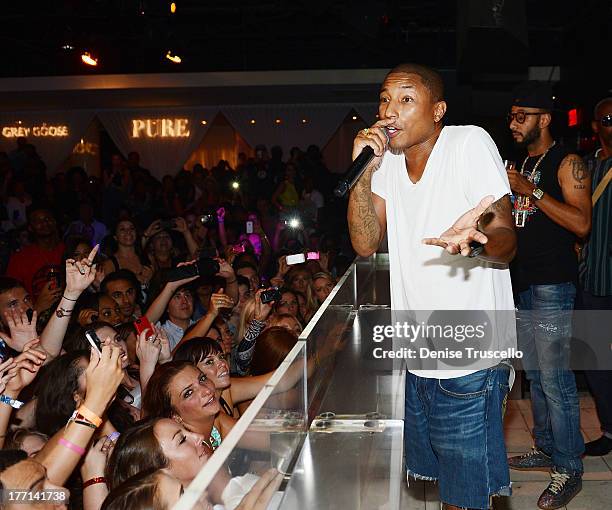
[478,195,511,229]
[566,155,589,188]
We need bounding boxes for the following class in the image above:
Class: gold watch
[532,188,544,200]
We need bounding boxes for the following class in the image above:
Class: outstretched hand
[422,195,493,256]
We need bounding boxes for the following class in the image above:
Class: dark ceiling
[0,0,609,78]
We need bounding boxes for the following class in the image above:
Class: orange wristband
[78,405,102,427]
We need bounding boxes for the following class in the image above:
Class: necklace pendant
[515,210,527,228]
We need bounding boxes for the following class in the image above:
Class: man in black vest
[505,81,592,510]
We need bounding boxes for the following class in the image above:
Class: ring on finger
[362,128,370,136]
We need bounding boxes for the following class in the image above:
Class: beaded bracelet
[83,477,107,489]
[59,438,86,456]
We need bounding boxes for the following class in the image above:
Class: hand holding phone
[134,316,154,337]
[85,329,102,355]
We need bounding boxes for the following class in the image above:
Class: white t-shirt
[371,125,515,379]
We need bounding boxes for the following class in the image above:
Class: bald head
[386,63,445,103]
[594,97,612,119]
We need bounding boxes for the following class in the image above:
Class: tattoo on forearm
[569,156,588,189]
[348,175,381,250]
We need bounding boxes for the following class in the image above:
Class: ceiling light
[165,51,181,64]
[61,44,74,51]
[275,119,282,124]
[201,120,207,125]
[302,119,307,123]
[170,2,177,13]
[81,52,98,66]
[352,115,357,120]
[250,119,256,125]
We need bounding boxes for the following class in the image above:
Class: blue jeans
[517,282,584,475]
[404,364,511,509]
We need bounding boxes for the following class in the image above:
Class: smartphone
[306,251,320,260]
[134,316,154,336]
[246,221,253,234]
[85,329,102,355]
[260,287,281,304]
[286,253,306,265]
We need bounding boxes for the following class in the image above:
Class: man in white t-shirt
[347,63,517,510]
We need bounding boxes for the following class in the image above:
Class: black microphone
[333,145,376,198]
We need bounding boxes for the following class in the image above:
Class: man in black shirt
[505,82,592,510]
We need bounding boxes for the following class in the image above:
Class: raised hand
[172,216,188,234]
[253,288,274,322]
[1,308,37,352]
[422,195,493,256]
[156,326,172,364]
[209,289,234,317]
[215,258,235,280]
[5,340,47,394]
[65,244,99,298]
[84,343,124,416]
[136,329,161,369]
[0,358,17,395]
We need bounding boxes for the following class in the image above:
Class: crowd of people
[0,141,350,509]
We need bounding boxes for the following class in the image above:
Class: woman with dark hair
[102,469,208,510]
[102,220,152,286]
[35,329,140,435]
[141,361,233,451]
[174,336,307,419]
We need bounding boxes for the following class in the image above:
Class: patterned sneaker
[537,469,582,509]
[508,447,553,470]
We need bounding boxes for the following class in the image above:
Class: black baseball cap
[511,81,554,111]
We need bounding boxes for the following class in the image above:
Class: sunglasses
[598,113,612,127]
[506,111,546,124]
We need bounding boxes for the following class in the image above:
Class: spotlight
[288,218,301,229]
[352,115,357,120]
[81,52,98,66]
[231,181,240,190]
[250,119,256,125]
[166,51,181,64]
[61,44,74,51]
[302,119,307,123]
[201,120,207,125]
[170,2,177,13]
[275,119,282,124]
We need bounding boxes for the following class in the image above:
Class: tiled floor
[400,395,612,509]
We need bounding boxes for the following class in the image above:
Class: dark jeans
[579,290,612,435]
[517,282,584,475]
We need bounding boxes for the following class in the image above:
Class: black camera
[160,219,176,230]
[166,257,220,282]
[260,287,282,304]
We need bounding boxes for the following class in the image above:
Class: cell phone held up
[134,316,154,336]
[165,257,220,283]
[85,329,102,355]
[260,287,282,304]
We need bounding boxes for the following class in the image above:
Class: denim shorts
[404,364,512,509]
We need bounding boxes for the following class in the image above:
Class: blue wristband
[0,394,24,409]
